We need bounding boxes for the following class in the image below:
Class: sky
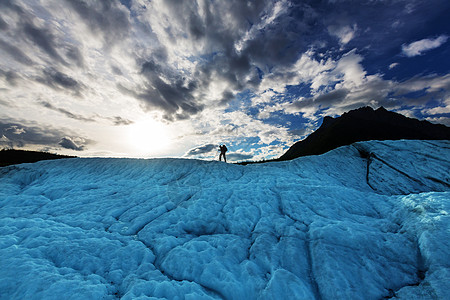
[1,0,449,161]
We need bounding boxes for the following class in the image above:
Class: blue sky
[1,0,449,161]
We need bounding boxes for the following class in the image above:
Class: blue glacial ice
[0,140,449,299]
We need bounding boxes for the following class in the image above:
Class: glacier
[0,140,449,299]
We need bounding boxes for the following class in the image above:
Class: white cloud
[258,50,335,94]
[257,103,282,119]
[333,49,367,89]
[255,49,450,125]
[402,35,448,57]
[252,90,277,106]
[423,106,450,115]
[191,108,295,151]
[394,74,450,95]
[389,63,399,69]
[256,49,375,119]
[328,24,358,46]
[426,116,450,126]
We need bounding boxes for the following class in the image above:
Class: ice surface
[0,140,449,299]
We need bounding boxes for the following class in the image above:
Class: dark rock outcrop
[279,106,450,161]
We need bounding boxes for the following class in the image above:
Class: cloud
[257,50,336,94]
[137,58,203,121]
[39,101,95,123]
[402,35,448,57]
[256,49,373,119]
[127,0,323,121]
[0,38,34,65]
[227,153,254,161]
[110,116,133,126]
[0,15,7,30]
[65,45,85,68]
[235,0,291,53]
[59,136,85,151]
[389,63,399,69]
[283,70,450,122]
[0,98,14,108]
[0,69,20,86]
[184,144,217,157]
[22,22,66,65]
[5,125,26,135]
[333,50,366,88]
[39,101,134,126]
[0,120,91,150]
[426,116,450,126]
[257,47,450,122]
[63,0,131,48]
[36,68,84,95]
[291,88,350,111]
[328,24,358,46]
[111,65,123,76]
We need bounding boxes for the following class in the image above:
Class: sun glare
[126,119,171,156]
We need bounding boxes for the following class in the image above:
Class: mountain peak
[348,105,375,113]
[320,115,336,128]
[279,106,450,161]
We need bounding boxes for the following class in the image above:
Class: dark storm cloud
[0,38,34,65]
[292,88,350,110]
[131,0,279,120]
[159,0,256,49]
[36,68,84,94]
[312,88,350,106]
[288,128,309,137]
[0,0,25,15]
[0,120,91,150]
[59,136,84,151]
[138,59,203,121]
[22,22,66,65]
[0,1,88,70]
[185,144,216,156]
[0,16,7,30]
[219,90,236,106]
[63,0,131,47]
[241,2,321,68]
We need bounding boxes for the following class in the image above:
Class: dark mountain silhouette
[278,106,450,161]
[0,149,76,167]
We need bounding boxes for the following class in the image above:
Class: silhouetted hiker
[219,144,228,162]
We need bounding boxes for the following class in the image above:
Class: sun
[126,118,171,156]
